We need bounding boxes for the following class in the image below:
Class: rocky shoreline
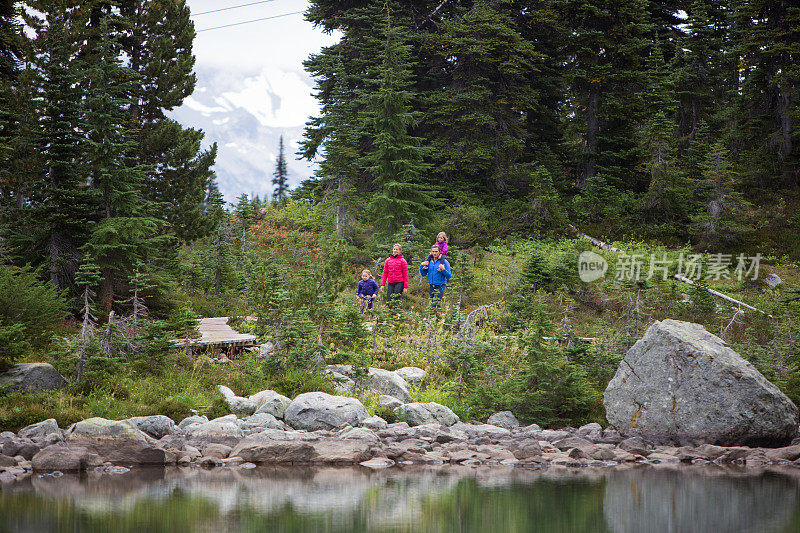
[4,319,800,484]
[3,410,800,483]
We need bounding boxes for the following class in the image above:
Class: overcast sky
[188,0,338,73]
[173,0,341,201]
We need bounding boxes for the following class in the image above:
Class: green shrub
[0,392,87,432]
[0,265,67,371]
[691,280,717,317]
[204,392,231,420]
[266,367,336,399]
[154,396,195,422]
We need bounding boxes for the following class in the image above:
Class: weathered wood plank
[175,317,257,348]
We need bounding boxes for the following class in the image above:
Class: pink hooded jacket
[380,254,409,288]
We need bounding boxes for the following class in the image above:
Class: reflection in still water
[1,465,799,532]
[603,465,798,533]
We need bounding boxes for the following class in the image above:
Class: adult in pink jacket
[380,243,409,305]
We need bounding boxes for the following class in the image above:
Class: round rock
[284,392,369,431]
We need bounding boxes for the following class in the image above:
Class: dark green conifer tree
[732,0,800,188]
[689,141,751,249]
[272,135,289,201]
[364,4,433,236]
[639,41,690,227]
[120,0,217,240]
[22,2,95,290]
[0,0,21,161]
[423,0,540,194]
[561,0,651,191]
[81,11,167,314]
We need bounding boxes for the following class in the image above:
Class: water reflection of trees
[1,465,799,531]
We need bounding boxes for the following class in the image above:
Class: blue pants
[428,284,445,307]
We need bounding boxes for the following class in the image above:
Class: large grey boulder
[394,402,459,427]
[487,411,520,430]
[18,419,61,441]
[127,415,175,439]
[0,363,67,393]
[284,392,369,431]
[67,418,148,442]
[183,415,244,447]
[249,389,292,418]
[395,366,426,385]
[363,369,411,403]
[323,365,411,401]
[218,385,256,417]
[604,319,799,446]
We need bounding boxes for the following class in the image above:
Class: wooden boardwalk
[180,317,257,349]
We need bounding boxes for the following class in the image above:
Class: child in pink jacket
[380,243,409,305]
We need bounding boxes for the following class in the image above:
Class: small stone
[379,395,404,409]
[257,342,275,360]
[199,456,222,467]
[202,443,232,459]
[127,415,175,439]
[394,367,426,385]
[217,385,236,399]
[178,415,208,430]
[618,437,650,457]
[226,396,257,417]
[361,415,388,430]
[359,457,395,469]
[647,452,680,463]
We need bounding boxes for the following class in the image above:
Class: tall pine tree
[272,135,288,201]
[364,3,433,236]
[120,0,217,241]
[81,9,167,314]
[22,1,95,290]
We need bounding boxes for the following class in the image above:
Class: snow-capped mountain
[169,66,322,204]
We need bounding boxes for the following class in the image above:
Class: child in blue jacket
[356,269,380,314]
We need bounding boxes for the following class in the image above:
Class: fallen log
[674,274,773,319]
[567,224,622,252]
[542,336,599,343]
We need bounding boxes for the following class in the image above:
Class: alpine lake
[2,463,800,532]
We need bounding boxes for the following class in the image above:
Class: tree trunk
[776,84,794,186]
[48,233,60,288]
[100,268,114,316]
[577,86,600,188]
[336,176,347,237]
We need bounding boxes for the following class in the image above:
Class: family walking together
[355,232,452,314]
